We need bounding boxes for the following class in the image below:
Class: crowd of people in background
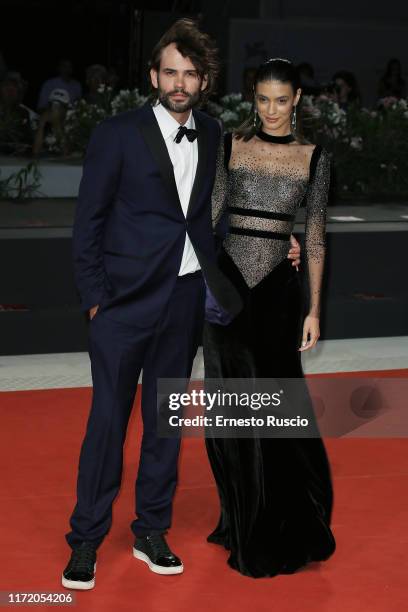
[296,58,407,109]
[0,56,121,157]
[0,52,406,158]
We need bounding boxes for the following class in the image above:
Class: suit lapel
[138,103,209,217]
[138,103,182,212]
[187,110,208,218]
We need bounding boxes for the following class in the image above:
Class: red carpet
[1,380,407,611]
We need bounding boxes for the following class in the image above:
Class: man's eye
[278,98,288,103]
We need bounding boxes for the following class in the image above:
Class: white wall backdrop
[227,18,408,105]
[259,0,408,21]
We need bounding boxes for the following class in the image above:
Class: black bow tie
[174,125,198,143]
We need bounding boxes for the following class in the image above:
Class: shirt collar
[152,101,195,140]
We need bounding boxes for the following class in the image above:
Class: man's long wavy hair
[148,18,219,107]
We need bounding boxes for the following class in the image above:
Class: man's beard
[158,86,201,113]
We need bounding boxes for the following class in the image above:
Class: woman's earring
[253,108,258,127]
[291,105,297,130]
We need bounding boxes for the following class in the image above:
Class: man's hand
[288,234,301,271]
[89,305,99,320]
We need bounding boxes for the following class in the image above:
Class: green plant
[60,86,148,156]
[207,93,252,130]
[0,162,42,200]
[207,92,408,200]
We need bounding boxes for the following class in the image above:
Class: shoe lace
[70,543,96,572]
[146,534,173,558]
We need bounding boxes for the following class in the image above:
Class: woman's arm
[299,146,330,350]
[304,146,330,317]
[211,132,230,229]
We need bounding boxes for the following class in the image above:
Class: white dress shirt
[152,102,201,276]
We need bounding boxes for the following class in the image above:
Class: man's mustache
[166,89,192,98]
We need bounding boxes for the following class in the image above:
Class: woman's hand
[89,304,99,320]
[288,234,301,270]
[299,314,320,351]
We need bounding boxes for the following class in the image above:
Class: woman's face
[335,78,351,101]
[254,80,301,133]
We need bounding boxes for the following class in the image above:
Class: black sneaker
[133,533,183,575]
[61,541,97,590]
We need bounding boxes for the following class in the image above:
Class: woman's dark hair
[378,57,406,98]
[384,57,402,80]
[148,18,219,106]
[332,70,360,104]
[234,58,302,142]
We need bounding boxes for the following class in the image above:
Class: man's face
[150,43,207,113]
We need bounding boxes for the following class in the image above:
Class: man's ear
[150,68,158,89]
[200,74,209,91]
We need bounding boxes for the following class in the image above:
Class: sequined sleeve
[211,133,229,228]
[304,147,331,317]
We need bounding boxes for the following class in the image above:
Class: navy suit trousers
[65,271,205,550]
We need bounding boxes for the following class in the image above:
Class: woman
[203,58,336,578]
[378,57,407,100]
[332,69,361,109]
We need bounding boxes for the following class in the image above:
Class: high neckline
[257,130,295,144]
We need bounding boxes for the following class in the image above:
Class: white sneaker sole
[132,547,183,575]
[61,562,96,590]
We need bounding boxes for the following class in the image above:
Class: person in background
[37,59,81,112]
[296,62,321,96]
[32,88,70,156]
[83,64,108,105]
[378,57,407,100]
[331,70,361,109]
[106,67,120,95]
[0,71,35,155]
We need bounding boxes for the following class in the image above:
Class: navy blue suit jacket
[72,102,242,327]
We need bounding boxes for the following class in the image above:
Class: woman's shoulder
[295,139,324,153]
[304,143,330,183]
[297,141,329,165]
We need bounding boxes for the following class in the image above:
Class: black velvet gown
[203,131,336,578]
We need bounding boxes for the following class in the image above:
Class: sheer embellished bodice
[212,132,331,315]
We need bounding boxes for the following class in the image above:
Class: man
[62,18,301,590]
[83,64,108,105]
[37,59,82,112]
[32,88,70,157]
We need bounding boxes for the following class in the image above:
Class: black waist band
[228,226,291,240]
[228,206,295,221]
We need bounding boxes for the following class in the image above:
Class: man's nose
[174,73,185,89]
